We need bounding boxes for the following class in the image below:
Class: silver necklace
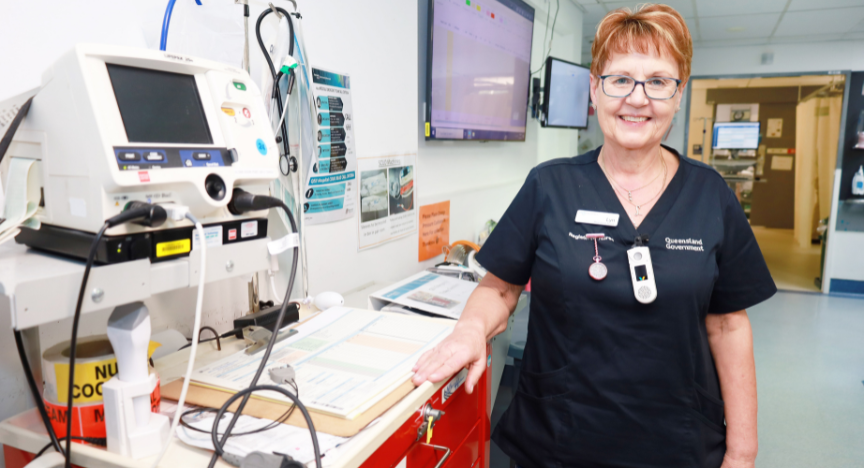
[601,150,668,217]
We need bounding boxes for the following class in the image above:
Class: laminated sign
[357,153,418,250]
[302,67,357,225]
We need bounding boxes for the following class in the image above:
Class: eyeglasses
[599,75,682,100]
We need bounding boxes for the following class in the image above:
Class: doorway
[685,74,846,292]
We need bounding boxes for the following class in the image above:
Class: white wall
[0,0,580,460]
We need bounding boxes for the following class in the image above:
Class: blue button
[256,139,267,155]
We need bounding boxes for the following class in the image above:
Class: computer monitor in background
[713,122,761,149]
[541,56,590,129]
[425,0,535,141]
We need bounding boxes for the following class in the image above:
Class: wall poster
[302,68,357,225]
[357,153,417,251]
[418,201,450,262]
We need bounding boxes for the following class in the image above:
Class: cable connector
[240,451,304,468]
[162,204,191,222]
[268,365,295,385]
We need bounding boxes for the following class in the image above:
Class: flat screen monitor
[425,0,535,141]
[542,56,590,129]
[712,122,760,149]
[107,64,213,144]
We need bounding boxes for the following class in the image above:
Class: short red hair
[590,4,692,84]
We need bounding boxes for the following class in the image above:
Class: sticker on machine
[192,225,223,249]
[241,220,258,238]
[441,368,468,403]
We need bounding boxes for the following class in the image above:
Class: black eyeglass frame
[598,75,683,100]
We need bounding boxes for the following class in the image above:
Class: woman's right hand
[411,323,487,394]
[411,272,522,394]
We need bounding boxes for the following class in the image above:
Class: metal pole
[237,0,250,73]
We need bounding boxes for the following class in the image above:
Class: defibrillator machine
[11,44,280,263]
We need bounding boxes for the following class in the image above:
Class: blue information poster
[303,67,357,225]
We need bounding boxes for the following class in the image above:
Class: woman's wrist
[724,444,757,463]
[454,316,488,341]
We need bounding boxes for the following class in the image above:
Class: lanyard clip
[634,234,649,246]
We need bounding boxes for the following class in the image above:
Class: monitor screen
[712,122,760,149]
[425,0,534,141]
[542,56,590,129]
[107,64,213,144]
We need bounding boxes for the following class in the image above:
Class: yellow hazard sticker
[52,342,161,404]
[155,239,191,258]
[221,107,236,116]
[425,122,430,137]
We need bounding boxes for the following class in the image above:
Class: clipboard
[161,378,416,437]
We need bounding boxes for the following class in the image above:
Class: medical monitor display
[425,0,534,141]
[107,64,213,144]
[542,57,590,129]
[712,122,760,149]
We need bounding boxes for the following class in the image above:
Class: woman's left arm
[706,310,757,468]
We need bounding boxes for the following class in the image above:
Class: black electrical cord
[63,221,108,468]
[0,97,34,165]
[178,326,244,350]
[35,436,105,458]
[63,204,167,468]
[13,330,66,457]
[207,193,306,468]
[180,381,298,436]
[530,0,560,76]
[211,386,321,468]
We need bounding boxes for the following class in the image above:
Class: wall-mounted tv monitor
[542,56,590,129]
[425,0,535,141]
[713,122,761,149]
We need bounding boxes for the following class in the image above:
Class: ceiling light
[727,26,745,32]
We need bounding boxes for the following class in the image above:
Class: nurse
[412,4,776,468]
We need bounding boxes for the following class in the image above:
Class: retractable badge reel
[627,236,657,304]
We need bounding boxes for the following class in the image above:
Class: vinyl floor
[752,227,822,293]
[490,291,864,467]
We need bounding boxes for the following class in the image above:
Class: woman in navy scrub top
[413,4,776,468]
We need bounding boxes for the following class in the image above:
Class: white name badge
[575,210,620,227]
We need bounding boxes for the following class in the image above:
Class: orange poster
[419,201,450,262]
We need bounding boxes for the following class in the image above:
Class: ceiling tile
[788,0,864,11]
[770,34,846,43]
[773,7,864,36]
[695,0,789,17]
[698,13,781,40]
[683,16,700,35]
[846,31,864,39]
[602,0,695,18]
[695,38,774,48]
[581,3,609,25]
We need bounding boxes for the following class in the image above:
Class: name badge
[575,210,619,227]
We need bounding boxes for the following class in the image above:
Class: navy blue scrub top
[476,146,776,468]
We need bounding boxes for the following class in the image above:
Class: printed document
[192,307,452,418]
[370,272,478,319]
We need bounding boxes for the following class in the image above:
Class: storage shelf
[0,238,271,330]
[713,159,757,168]
[722,175,755,182]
